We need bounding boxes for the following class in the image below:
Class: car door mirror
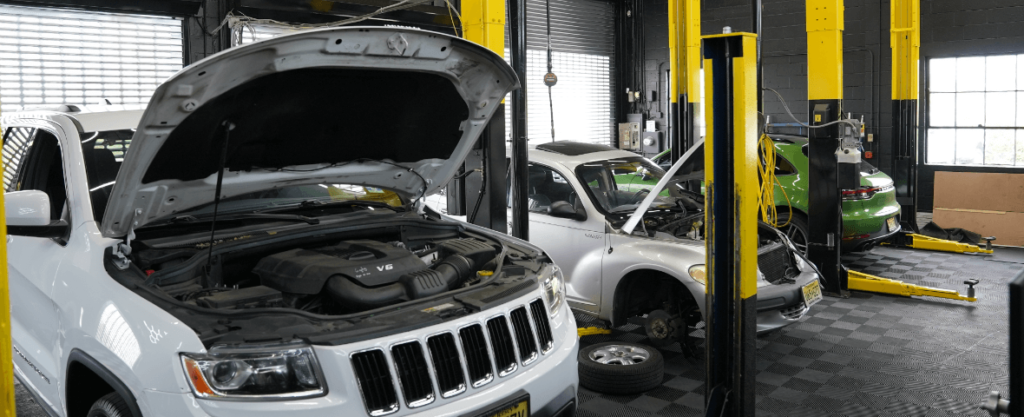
[549,201,586,221]
[5,190,69,238]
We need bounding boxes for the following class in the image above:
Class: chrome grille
[459,324,494,387]
[350,300,554,415]
[509,307,539,364]
[351,350,399,416]
[390,341,434,408]
[486,317,518,376]
[426,333,466,398]
[529,300,555,352]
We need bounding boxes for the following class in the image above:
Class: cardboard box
[934,172,1024,212]
[933,208,1024,246]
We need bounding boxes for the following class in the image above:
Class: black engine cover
[254,240,426,294]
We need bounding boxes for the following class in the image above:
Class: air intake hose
[325,254,474,311]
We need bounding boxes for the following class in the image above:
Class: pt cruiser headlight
[539,264,565,317]
[688,264,707,285]
[181,342,326,400]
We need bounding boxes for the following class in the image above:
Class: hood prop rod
[205,120,235,283]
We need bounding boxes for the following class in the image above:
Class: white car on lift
[429,141,823,348]
[523,140,822,346]
[4,27,578,417]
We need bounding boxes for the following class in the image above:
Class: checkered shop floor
[574,246,1024,416]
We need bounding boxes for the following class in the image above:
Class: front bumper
[148,291,579,417]
[754,269,818,333]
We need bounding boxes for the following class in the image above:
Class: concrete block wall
[641,0,1024,211]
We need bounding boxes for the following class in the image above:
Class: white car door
[524,163,607,314]
[3,124,70,408]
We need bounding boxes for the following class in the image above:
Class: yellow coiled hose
[757,133,793,228]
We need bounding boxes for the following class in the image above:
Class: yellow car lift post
[702,31,759,417]
[890,0,920,233]
[882,0,993,256]
[1,105,14,415]
[805,0,849,297]
[667,0,701,160]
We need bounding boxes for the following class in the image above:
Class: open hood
[101,27,518,238]
[622,139,704,235]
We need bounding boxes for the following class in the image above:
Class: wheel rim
[783,223,808,254]
[588,345,651,365]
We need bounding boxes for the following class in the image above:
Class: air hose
[757,133,793,228]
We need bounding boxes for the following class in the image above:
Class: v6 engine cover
[254,240,426,294]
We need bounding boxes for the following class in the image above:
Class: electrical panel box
[619,122,641,151]
[641,131,661,157]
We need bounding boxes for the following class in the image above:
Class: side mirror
[548,201,587,221]
[5,190,69,238]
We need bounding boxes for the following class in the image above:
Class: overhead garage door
[508,0,616,146]
[0,5,183,113]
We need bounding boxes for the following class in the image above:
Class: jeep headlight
[688,264,707,285]
[181,342,325,400]
[539,264,565,317]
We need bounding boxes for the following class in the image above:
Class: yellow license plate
[483,400,529,417]
[886,217,897,231]
[802,280,823,308]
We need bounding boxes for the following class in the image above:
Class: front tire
[86,392,131,417]
[578,342,664,394]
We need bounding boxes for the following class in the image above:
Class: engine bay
[128,216,509,317]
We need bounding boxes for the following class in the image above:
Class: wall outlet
[867,133,874,142]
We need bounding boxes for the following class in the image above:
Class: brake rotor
[644,309,681,347]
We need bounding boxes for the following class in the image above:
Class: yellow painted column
[461,0,505,56]
[669,0,701,105]
[806,0,844,100]
[668,0,701,161]
[1,99,13,416]
[891,0,919,101]
[702,32,759,416]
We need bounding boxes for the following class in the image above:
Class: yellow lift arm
[577,327,612,337]
[848,270,977,302]
[883,233,994,254]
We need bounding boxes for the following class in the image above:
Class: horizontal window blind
[0,5,183,113]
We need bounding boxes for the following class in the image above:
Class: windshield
[171,184,404,219]
[574,157,695,214]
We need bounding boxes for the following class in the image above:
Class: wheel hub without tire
[588,345,651,365]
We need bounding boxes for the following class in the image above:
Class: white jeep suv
[4,27,578,417]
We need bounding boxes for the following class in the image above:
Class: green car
[648,135,901,253]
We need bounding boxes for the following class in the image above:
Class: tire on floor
[578,341,664,394]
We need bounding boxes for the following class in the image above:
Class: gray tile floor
[12,245,1024,416]
[575,246,1024,416]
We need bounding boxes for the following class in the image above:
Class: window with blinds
[0,5,183,113]
[506,0,616,146]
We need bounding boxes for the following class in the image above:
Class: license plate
[886,217,897,231]
[802,281,823,308]
[480,399,529,417]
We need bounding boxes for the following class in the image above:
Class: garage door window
[0,5,183,113]
[927,55,1024,166]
